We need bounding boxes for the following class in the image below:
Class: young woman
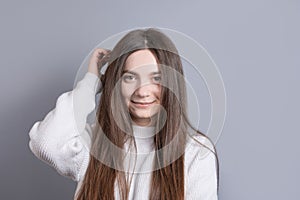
[29,28,219,200]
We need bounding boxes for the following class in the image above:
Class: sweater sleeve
[186,137,218,199]
[28,72,101,182]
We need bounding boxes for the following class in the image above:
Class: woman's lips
[131,100,155,108]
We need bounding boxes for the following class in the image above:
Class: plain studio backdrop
[0,0,299,199]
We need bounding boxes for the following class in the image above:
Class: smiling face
[121,49,162,126]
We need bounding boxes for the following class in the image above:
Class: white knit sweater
[28,72,218,200]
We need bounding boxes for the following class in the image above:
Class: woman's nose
[134,83,151,97]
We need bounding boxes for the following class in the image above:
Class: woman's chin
[130,113,158,126]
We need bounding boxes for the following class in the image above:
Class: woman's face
[121,49,162,126]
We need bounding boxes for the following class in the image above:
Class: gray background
[0,0,299,199]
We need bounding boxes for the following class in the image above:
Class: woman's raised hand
[88,48,111,78]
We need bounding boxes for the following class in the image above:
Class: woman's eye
[153,76,161,82]
[123,75,136,82]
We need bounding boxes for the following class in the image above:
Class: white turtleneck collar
[131,125,156,153]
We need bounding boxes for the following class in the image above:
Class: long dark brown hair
[75,28,219,200]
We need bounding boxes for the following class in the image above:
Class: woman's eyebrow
[151,71,161,75]
[122,70,138,75]
[122,70,161,75]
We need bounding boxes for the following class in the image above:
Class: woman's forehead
[124,49,158,71]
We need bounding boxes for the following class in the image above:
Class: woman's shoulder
[185,129,216,160]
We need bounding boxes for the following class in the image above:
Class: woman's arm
[28,48,110,182]
[28,72,101,182]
